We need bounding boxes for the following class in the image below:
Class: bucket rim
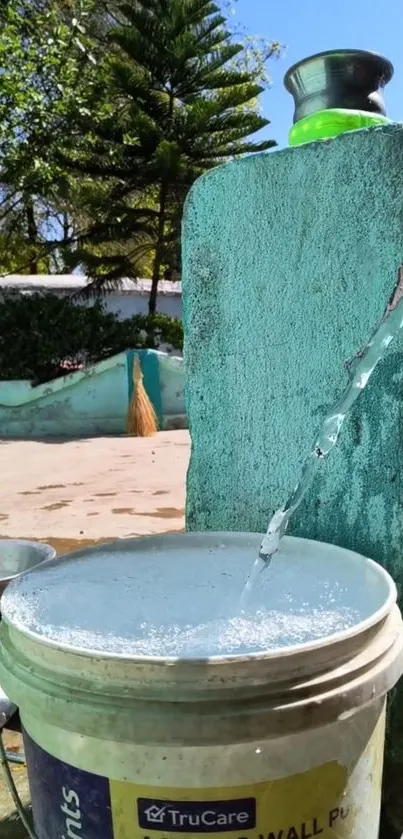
[0,533,396,666]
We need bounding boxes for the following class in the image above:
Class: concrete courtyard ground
[0,431,190,836]
[0,431,189,544]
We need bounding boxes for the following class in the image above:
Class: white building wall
[0,276,183,321]
[87,292,182,320]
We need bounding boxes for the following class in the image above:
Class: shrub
[0,293,183,382]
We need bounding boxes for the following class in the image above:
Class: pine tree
[69,0,276,312]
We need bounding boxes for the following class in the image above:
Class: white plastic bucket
[0,532,402,839]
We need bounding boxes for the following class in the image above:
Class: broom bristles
[127,356,158,437]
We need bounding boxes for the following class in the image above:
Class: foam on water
[1,536,389,659]
[1,606,360,658]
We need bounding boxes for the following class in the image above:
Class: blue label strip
[23,730,114,839]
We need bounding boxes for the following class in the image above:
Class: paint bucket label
[23,722,383,839]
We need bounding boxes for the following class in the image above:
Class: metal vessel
[0,539,55,598]
[284,49,393,124]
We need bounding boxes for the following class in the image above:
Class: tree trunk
[62,211,69,243]
[61,211,70,272]
[149,92,174,314]
[26,201,38,275]
[149,180,168,315]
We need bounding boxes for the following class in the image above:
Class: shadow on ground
[0,733,31,839]
[0,805,33,839]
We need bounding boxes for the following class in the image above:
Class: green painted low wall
[0,350,186,438]
[159,352,187,430]
[0,354,128,438]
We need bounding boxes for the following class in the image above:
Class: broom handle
[133,356,142,385]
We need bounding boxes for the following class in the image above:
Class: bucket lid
[0,532,396,662]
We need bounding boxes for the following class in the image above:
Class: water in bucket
[0,533,394,658]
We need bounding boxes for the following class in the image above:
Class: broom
[127,355,158,437]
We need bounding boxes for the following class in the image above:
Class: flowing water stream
[241,284,403,607]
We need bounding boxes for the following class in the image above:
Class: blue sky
[234,0,403,149]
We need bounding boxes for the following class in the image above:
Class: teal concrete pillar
[182,124,403,827]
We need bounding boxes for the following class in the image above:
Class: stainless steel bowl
[0,539,56,599]
[284,49,394,124]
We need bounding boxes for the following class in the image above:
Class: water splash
[239,555,266,611]
[247,281,403,592]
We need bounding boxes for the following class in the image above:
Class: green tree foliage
[0,0,280,313]
[0,0,98,273]
[65,0,277,311]
[0,293,183,380]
